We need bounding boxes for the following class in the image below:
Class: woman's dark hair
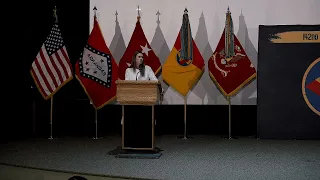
[130,51,145,77]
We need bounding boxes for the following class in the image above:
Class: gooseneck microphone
[136,71,140,81]
[136,64,143,80]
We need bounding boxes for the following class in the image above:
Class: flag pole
[224,96,236,140]
[47,6,58,140]
[48,96,54,139]
[184,97,187,139]
[90,6,99,140]
[32,99,36,135]
[177,97,192,139]
[228,96,232,139]
[31,86,36,136]
[93,108,99,139]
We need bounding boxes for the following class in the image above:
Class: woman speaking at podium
[124,50,163,103]
[125,51,158,81]
[122,51,162,150]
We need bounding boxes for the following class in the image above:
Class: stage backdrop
[90,0,320,105]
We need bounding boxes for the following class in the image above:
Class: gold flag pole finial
[156,10,161,25]
[53,6,58,23]
[93,6,97,17]
[184,7,188,14]
[115,11,118,22]
[226,6,231,16]
[137,5,141,21]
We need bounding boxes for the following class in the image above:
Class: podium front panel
[122,105,154,150]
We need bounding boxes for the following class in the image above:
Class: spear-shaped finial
[156,10,161,25]
[93,6,97,17]
[115,11,118,22]
[53,6,58,22]
[184,8,188,14]
[137,5,141,16]
[137,5,141,21]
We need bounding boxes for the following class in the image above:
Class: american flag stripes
[31,22,73,99]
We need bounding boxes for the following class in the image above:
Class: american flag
[31,22,73,99]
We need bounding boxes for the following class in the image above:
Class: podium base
[108,146,162,159]
[123,105,154,149]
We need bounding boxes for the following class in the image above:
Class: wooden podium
[116,80,161,151]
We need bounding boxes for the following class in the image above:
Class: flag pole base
[91,135,101,140]
[222,136,238,140]
[48,137,57,140]
[177,135,193,140]
[88,136,101,140]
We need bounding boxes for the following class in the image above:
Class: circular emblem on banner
[176,50,192,66]
[302,57,320,116]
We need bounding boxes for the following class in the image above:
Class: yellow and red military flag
[208,8,256,97]
[162,9,205,97]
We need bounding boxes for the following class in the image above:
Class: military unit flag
[208,8,256,97]
[162,9,205,97]
[118,16,161,80]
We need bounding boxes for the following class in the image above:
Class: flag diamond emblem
[79,44,112,88]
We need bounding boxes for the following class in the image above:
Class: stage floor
[1,135,320,180]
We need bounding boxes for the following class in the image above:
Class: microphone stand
[136,69,140,81]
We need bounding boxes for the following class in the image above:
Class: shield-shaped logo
[176,49,192,67]
[302,57,320,116]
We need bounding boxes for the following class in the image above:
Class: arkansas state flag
[118,16,161,80]
[162,9,205,97]
[75,16,118,109]
[208,8,256,97]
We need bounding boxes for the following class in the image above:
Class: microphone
[136,71,140,81]
[136,64,142,80]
